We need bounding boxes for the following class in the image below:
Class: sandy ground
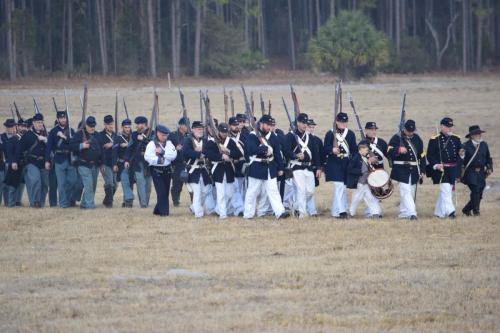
[0,74,499,332]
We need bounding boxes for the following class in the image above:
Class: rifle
[347,92,366,141]
[202,93,220,144]
[230,91,235,117]
[10,104,15,121]
[290,84,301,118]
[80,84,89,142]
[332,82,340,148]
[13,102,23,123]
[259,94,266,116]
[122,97,130,120]
[114,91,119,134]
[223,88,229,123]
[241,85,258,132]
[397,92,407,147]
[282,97,296,133]
[178,88,191,134]
[250,91,255,116]
[268,100,272,116]
[64,88,72,138]
[52,97,59,112]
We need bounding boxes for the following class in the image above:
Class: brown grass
[0,75,499,332]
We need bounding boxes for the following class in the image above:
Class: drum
[367,169,394,200]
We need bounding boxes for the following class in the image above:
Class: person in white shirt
[144,125,177,216]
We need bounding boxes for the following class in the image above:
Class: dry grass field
[1,74,499,332]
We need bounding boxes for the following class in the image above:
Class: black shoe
[277,212,290,219]
[33,202,41,208]
[410,215,418,220]
[473,211,480,216]
[173,201,180,207]
[15,202,23,207]
[69,201,77,207]
[448,212,456,219]
[338,212,348,219]
[462,209,472,216]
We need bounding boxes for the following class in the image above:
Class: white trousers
[215,176,234,219]
[231,177,245,215]
[190,177,215,218]
[293,169,316,217]
[257,188,273,217]
[307,195,317,215]
[283,178,295,210]
[434,183,455,218]
[349,183,381,217]
[399,176,417,218]
[244,172,285,219]
[331,181,347,217]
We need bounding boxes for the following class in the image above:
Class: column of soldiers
[0,105,493,219]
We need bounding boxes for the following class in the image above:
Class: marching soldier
[426,117,462,219]
[243,115,289,220]
[182,121,215,218]
[228,116,247,216]
[461,125,493,216]
[99,115,117,208]
[169,117,190,207]
[113,118,134,207]
[323,112,357,219]
[125,116,152,208]
[70,116,102,209]
[204,122,243,219]
[364,122,387,169]
[306,118,323,216]
[0,119,16,205]
[45,109,77,208]
[14,113,49,208]
[387,120,426,220]
[284,113,321,218]
[3,118,26,207]
[144,125,177,216]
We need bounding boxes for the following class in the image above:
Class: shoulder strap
[464,142,481,172]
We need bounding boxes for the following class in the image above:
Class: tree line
[1,0,499,80]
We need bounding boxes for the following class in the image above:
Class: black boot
[103,187,114,208]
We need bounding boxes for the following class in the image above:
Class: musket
[290,84,301,118]
[339,81,343,113]
[13,102,23,123]
[268,100,272,116]
[282,97,296,133]
[332,82,340,148]
[122,97,130,120]
[250,91,255,116]
[202,93,219,143]
[52,97,59,112]
[397,92,407,147]
[64,88,72,139]
[229,91,235,117]
[347,92,366,141]
[241,85,258,131]
[259,94,265,116]
[9,104,15,121]
[114,91,119,134]
[178,88,191,133]
[80,84,88,142]
[224,87,229,124]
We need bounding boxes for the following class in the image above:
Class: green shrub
[385,36,431,73]
[308,10,389,78]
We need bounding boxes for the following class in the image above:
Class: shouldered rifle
[397,92,407,147]
[259,94,266,116]
[52,97,59,111]
[332,82,340,147]
[64,88,73,139]
[230,91,235,116]
[202,93,221,145]
[250,91,255,116]
[80,84,89,142]
[32,97,48,136]
[347,92,366,141]
[282,97,301,154]
[241,85,262,139]
[114,91,119,134]
[10,104,15,120]
[178,88,191,134]
[223,88,229,123]
[13,102,23,123]
[290,84,301,118]
[122,97,130,120]
[268,100,272,116]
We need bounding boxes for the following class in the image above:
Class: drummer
[346,142,382,219]
[364,121,388,169]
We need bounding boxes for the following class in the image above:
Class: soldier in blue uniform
[204,122,243,219]
[182,121,215,218]
[323,112,357,219]
[169,117,190,207]
[98,115,117,208]
[70,116,102,209]
[387,120,426,220]
[306,118,323,216]
[113,118,134,207]
[144,125,177,216]
[228,116,247,216]
[14,113,49,208]
[364,122,388,169]
[0,119,16,205]
[243,115,289,220]
[461,125,493,216]
[3,119,25,207]
[284,113,321,218]
[125,116,152,208]
[426,117,462,219]
[45,110,77,208]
